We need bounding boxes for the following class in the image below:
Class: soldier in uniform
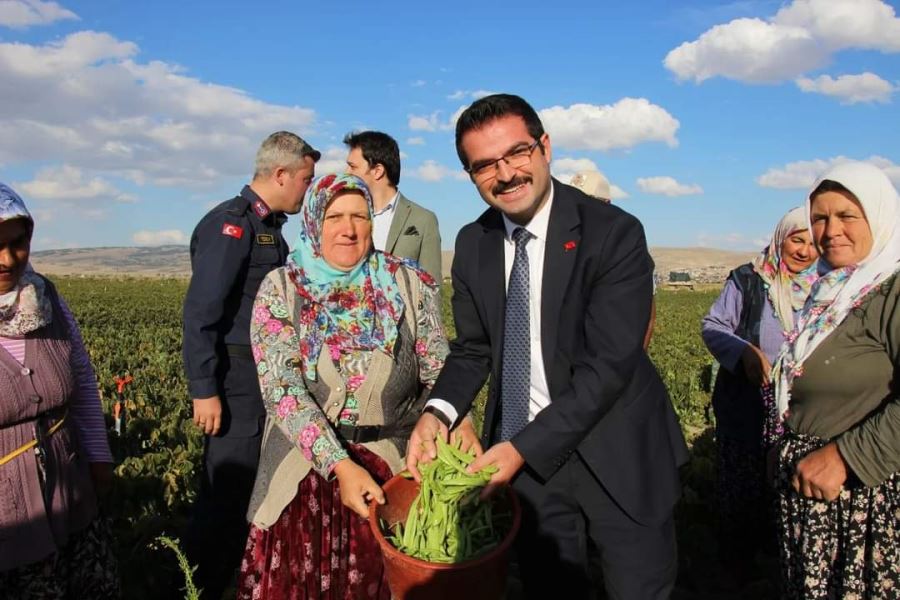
[182,131,319,599]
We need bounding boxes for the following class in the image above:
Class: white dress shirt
[428,183,555,427]
[372,191,399,251]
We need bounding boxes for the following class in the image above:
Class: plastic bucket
[368,474,521,600]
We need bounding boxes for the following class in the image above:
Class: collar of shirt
[373,190,400,218]
[241,185,286,226]
[501,181,555,242]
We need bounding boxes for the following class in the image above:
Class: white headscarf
[751,206,818,333]
[773,162,900,420]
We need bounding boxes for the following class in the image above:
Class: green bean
[383,436,512,563]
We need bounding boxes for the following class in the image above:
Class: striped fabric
[0,296,112,463]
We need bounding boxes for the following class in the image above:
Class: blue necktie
[500,227,532,441]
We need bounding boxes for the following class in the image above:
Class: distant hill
[32,245,192,277]
[33,245,754,283]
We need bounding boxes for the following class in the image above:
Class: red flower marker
[564,240,577,252]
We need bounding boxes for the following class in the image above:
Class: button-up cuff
[424,398,458,428]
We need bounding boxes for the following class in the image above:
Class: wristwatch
[422,405,452,428]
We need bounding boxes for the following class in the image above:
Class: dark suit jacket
[385,193,442,282]
[431,179,689,526]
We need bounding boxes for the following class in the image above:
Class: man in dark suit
[407,94,688,599]
[344,130,442,281]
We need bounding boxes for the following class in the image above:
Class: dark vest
[710,263,768,445]
[0,279,96,570]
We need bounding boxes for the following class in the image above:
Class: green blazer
[384,193,442,281]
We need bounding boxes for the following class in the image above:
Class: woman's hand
[450,416,483,457]
[792,442,847,502]
[741,344,772,386]
[406,411,449,482]
[333,458,384,518]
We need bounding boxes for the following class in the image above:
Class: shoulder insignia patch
[222,223,244,239]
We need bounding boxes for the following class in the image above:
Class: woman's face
[810,190,874,268]
[0,219,31,294]
[320,191,372,271]
[780,229,818,274]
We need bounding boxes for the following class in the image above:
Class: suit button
[20,367,31,376]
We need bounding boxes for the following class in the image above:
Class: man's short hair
[454,94,546,168]
[254,131,320,179]
[343,130,401,187]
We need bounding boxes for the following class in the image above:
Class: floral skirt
[0,516,119,599]
[237,444,393,600]
[776,430,900,599]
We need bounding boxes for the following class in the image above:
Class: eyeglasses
[465,140,541,182]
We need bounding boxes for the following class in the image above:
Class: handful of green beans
[385,436,512,563]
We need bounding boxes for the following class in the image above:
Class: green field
[53,277,770,599]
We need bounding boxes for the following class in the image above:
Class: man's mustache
[492,176,531,196]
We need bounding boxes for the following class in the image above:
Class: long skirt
[237,444,393,600]
[776,430,900,599]
[716,433,770,564]
[0,516,119,599]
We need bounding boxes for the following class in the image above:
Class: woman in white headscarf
[771,162,900,599]
[702,206,818,585]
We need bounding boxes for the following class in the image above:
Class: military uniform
[182,185,288,599]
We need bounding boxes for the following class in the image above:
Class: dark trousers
[512,453,677,600]
[185,354,265,600]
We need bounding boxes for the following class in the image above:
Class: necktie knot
[512,227,532,247]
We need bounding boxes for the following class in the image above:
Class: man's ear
[372,163,386,182]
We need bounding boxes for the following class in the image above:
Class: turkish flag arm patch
[221,223,244,239]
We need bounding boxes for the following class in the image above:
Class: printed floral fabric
[0,268,52,336]
[285,173,430,380]
[751,205,818,333]
[250,265,447,478]
[776,430,900,599]
[237,444,393,600]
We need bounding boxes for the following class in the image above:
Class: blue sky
[1,0,898,252]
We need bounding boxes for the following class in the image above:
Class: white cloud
[409,160,468,182]
[637,176,703,196]
[411,79,427,87]
[408,108,460,132]
[0,0,78,28]
[406,137,425,146]
[446,89,496,100]
[132,229,188,246]
[313,147,347,177]
[757,155,900,188]
[16,164,136,202]
[664,0,900,84]
[0,31,316,188]
[795,72,895,104]
[407,111,441,132]
[540,98,680,151]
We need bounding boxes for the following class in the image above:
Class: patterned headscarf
[773,162,900,421]
[0,183,51,336]
[751,206,818,332]
[285,173,407,379]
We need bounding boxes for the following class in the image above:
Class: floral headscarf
[285,173,407,379]
[751,206,818,332]
[772,162,900,421]
[0,183,51,337]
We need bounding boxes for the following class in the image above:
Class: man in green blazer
[344,131,442,281]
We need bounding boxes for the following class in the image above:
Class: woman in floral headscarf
[701,206,818,585]
[771,162,900,599]
[236,174,477,599]
[0,183,117,597]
